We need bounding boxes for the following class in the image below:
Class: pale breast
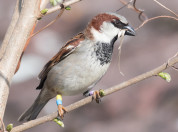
[46,40,111,96]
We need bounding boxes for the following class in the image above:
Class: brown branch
[11,52,178,132]
[134,0,178,30]
[132,0,147,21]
[135,15,178,30]
[29,8,65,39]
[120,0,148,21]
[15,0,50,73]
[15,23,37,73]
[153,0,178,17]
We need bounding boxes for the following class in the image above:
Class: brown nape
[84,13,119,40]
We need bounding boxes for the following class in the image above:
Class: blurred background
[1,0,178,131]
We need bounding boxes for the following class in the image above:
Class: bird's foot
[57,104,67,119]
[56,95,67,119]
[91,90,101,103]
[83,89,105,103]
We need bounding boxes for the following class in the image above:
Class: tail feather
[18,101,47,121]
[18,91,51,121]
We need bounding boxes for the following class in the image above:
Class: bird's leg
[91,90,101,103]
[56,94,67,119]
[83,90,105,103]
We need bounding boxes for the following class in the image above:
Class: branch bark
[0,0,41,122]
[11,52,178,132]
[0,0,20,60]
[44,0,82,16]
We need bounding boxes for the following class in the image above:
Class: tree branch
[135,15,178,30]
[0,0,20,60]
[153,0,178,17]
[43,0,82,16]
[0,0,41,123]
[29,8,65,39]
[11,52,178,132]
[15,0,84,72]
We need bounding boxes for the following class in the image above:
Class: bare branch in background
[135,15,178,30]
[120,0,178,31]
[29,8,65,39]
[120,0,148,21]
[132,0,147,21]
[153,0,178,17]
[135,0,178,30]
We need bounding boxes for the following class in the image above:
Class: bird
[18,12,135,121]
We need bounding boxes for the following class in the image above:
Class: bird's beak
[123,25,136,36]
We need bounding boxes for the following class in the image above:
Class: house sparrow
[18,12,135,121]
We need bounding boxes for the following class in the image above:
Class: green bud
[99,89,105,97]
[50,0,57,6]
[65,6,71,10]
[6,124,13,132]
[54,118,64,127]
[40,9,48,15]
[158,72,171,82]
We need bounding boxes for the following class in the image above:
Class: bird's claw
[57,104,67,119]
[91,90,101,103]
[83,89,105,103]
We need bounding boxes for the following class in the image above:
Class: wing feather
[36,33,85,89]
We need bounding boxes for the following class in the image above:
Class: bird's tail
[18,88,53,121]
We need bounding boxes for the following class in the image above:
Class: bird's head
[85,12,135,43]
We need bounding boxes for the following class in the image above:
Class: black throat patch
[95,35,118,65]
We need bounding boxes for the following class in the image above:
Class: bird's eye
[115,20,122,27]
[112,19,124,28]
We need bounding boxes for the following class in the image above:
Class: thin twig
[171,66,178,71]
[11,52,178,132]
[133,0,146,21]
[135,15,178,30]
[28,8,65,40]
[16,0,82,73]
[116,0,133,12]
[29,0,82,39]
[120,0,148,21]
[153,0,178,17]
[42,0,82,16]
[168,53,178,72]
